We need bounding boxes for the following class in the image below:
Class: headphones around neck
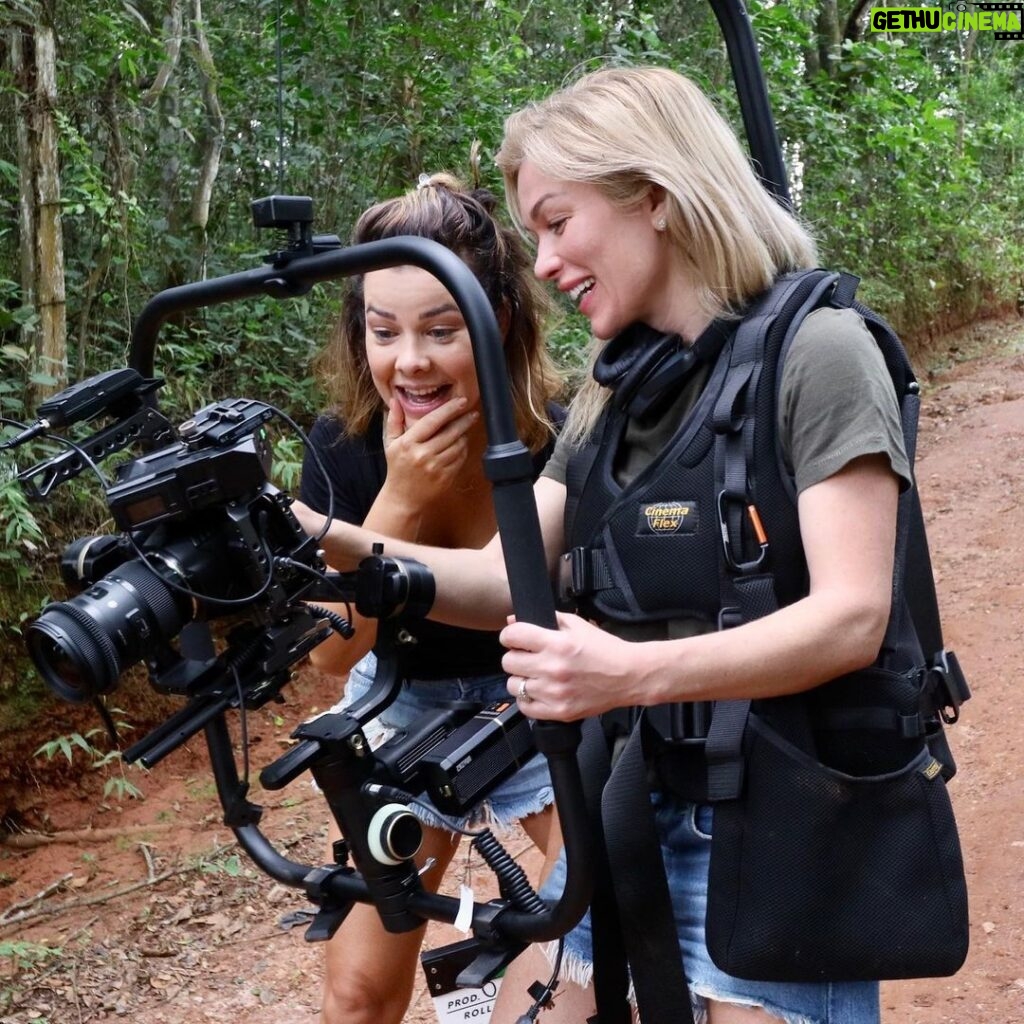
[592,321,730,418]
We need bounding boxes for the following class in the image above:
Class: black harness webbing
[706,275,968,800]
[596,716,694,1024]
[704,273,838,798]
[578,718,631,1024]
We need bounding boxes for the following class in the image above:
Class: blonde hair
[496,66,818,444]
[315,173,561,452]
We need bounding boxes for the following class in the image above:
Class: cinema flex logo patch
[870,1,1024,39]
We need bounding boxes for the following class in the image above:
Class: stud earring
[656,217,668,231]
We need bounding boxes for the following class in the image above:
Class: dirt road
[2,319,1023,1024]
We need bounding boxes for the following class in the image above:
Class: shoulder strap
[713,270,836,630]
[575,718,631,1024]
[599,719,694,1024]
[562,405,615,551]
[707,270,838,799]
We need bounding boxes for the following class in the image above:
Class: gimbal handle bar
[127,236,592,944]
[205,712,590,944]
[708,0,792,207]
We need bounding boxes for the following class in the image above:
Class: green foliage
[0,470,43,587]
[271,433,306,492]
[7,0,1016,411]
[34,720,144,801]
[200,851,244,877]
[0,939,62,972]
[34,730,100,764]
[753,9,1024,337]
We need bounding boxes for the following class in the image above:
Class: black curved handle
[130,237,559,632]
[708,0,792,206]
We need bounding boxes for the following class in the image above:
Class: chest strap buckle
[557,547,614,605]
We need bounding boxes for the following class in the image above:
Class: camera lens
[27,559,190,703]
[27,627,98,695]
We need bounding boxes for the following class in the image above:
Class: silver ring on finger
[516,677,533,703]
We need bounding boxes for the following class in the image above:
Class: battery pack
[373,705,476,793]
[420,700,535,815]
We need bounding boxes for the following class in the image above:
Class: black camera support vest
[567,269,971,1024]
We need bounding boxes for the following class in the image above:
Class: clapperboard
[421,939,504,1024]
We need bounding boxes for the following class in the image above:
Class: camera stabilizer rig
[1,195,593,995]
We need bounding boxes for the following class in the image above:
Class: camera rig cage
[3,223,597,988]
[2,0,790,1007]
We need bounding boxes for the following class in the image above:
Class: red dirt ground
[2,318,1023,1024]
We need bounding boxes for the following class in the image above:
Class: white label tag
[454,883,474,933]
[429,977,503,1024]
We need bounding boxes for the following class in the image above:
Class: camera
[0,211,594,988]
[8,370,340,706]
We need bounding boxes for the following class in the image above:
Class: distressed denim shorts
[331,652,554,834]
[539,792,880,1024]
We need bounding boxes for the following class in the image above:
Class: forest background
[0,0,1021,815]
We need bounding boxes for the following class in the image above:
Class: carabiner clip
[717,490,768,573]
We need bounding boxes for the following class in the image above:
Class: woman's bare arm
[293,476,569,633]
[499,456,899,719]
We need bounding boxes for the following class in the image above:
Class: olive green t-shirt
[541,306,911,643]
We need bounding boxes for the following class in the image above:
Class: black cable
[362,783,486,838]
[362,785,552,916]
[304,602,355,640]
[8,428,113,489]
[516,939,564,1023]
[262,403,335,539]
[274,555,353,609]
[215,634,265,794]
[232,663,251,786]
[473,830,547,914]
[121,516,277,609]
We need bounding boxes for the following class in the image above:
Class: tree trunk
[141,0,185,106]
[843,0,875,43]
[9,22,67,401]
[10,28,38,374]
[816,0,842,77]
[33,24,67,396]
[190,0,225,273]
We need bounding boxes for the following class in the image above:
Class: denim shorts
[330,652,554,834]
[540,792,880,1024]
